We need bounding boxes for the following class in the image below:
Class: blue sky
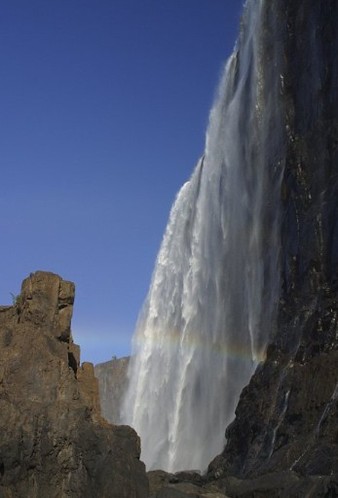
[1,0,243,364]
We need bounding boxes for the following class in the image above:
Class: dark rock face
[148,470,230,498]
[95,356,129,424]
[0,271,148,498]
[205,1,338,496]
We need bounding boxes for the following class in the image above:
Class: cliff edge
[0,271,148,498]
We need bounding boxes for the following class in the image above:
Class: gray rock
[95,356,129,424]
[206,1,338,496]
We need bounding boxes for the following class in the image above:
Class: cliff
[0,271,148,498]
[149,1,338,496]
[95,356,129,424]
[206,1,338,496]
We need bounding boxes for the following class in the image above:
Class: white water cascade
[122,0,285,472]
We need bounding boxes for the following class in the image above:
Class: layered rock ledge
[0,271,148,498]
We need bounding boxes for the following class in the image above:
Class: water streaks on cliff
[122,0,285,472]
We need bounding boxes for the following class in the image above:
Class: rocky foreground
[0,271,148,498]
[0,270,337,497]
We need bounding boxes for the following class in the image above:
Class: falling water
[122,0,285,472]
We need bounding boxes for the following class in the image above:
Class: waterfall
[121,0,285,472]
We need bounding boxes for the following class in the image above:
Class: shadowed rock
[95,356,129,424]
[0,271,148,498]
[205,1,338,496]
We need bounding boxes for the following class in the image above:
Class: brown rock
[148,470,229,498]
[154,482,229,498]
[77,362,103,423]
[20,271,75,341]
[0,271,148,498]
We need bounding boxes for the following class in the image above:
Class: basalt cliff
[0,271,148,498]
[207,1,338,496]
[148,1,338,497]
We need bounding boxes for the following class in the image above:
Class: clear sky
[1,0,243,364]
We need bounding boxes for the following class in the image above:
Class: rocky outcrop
[95,356,129,424]
[0,271,148,498]
[204,1,338,497]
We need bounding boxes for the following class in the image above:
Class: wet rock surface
[205,1,338,496]
[0,271,148,498]
[152,1,338,496]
